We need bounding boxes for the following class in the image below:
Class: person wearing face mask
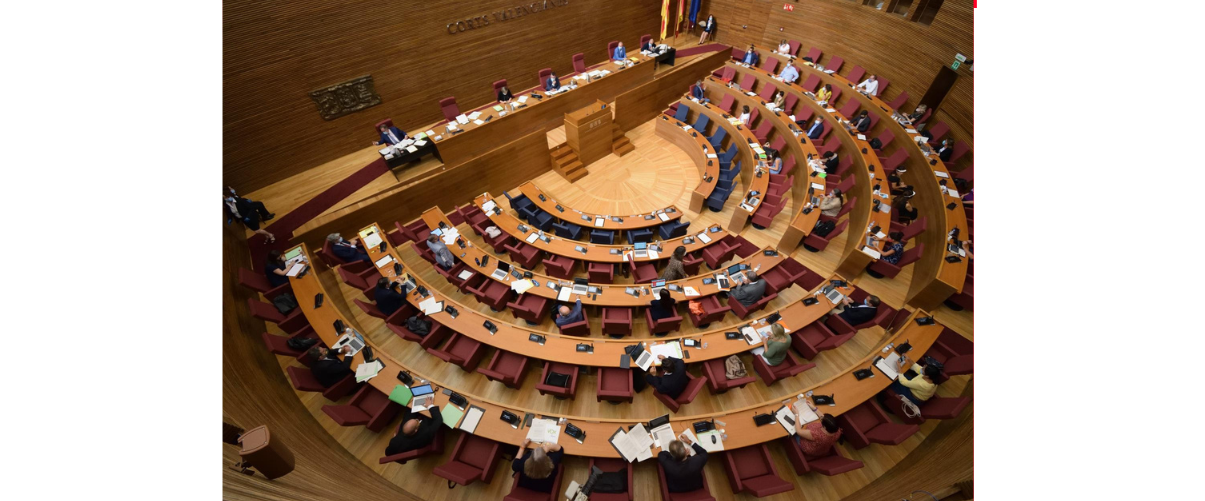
[833,295,880,326]
[852,110,871,133]
[698,15,716,45]
[326,233,371,263]
[907,104,928,123]
[741,44,758,65]
[821,151,839,171]
[875,232,907,265]
[777,39,791,54]
[855,75,879,96]
[690,80,709,104]
[819,188,844,217]
[224,188,275,242]
[815,84,832,104]
[936,139,953,162]
[770,90,786,111]
[778,63,799,85]
[804,116,824,140]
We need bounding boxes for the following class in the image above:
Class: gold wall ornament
[310,75,382,121]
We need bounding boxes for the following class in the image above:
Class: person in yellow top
[815,84,832,103]
[890,361,942,406]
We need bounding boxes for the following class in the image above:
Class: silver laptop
[634,350,653,369]
[572,283,589,295]
[334,332,365,356]
[634,249,648,258]
[824,287,845,304]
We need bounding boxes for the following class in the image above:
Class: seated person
[554,298,584,327]
[822,150,839,171]
[739,105,753,126]
[853,110,871,133]
[793,401,842,456]
[777,39,791,54]
[497,85,514,104]
[265,250,290,288]
[819,188,844,217]
[224,188,275,242]
[426,234,455,270]
[690,79,709,104]
[327,233,371,263]
[660,246,688,281]
[768,151,783,175]
[834,295,880,326]
[876,232,906,265]
[761,323,791,366]
[374,278,407,317]
[698,15,715,45]
[894,198,919,225]
[815,83,833,103]
[374,123,408,146]
[855,75,879,96]
[761,141,780,162]
[544,71,562,92]
[648,289,678,322]
[612,41,626,61]
[511,440,564,493]
[907,104,928,123]
[730,270,766,307]
[307,345,353,387]
[771,90,786,111]
[645,355,687,399]
[886,174,909,196]
[659,438,708,493]
[890,360,943,406]
[741,44,758,65]
[936,138,953,162]
[805,116,825,140]
[778,63,799,84]
[384,405,443,455]
[641,38,655,52]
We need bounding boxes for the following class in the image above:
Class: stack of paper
[526,418,562,444]
[457,270,474,280]
[774,406,798,435]
[518,95,529,103]
[875,352,902,380]
[683,287,699,296]
[440,227,460,245]
[455,114,469,124]
[650,341,684,361]
[697,232,712,244]
[861,246,882,259]
[459,406,485,433]
[510,279,535,294]
[658,212,670,222]
[354,360,384,383]
[419,297,443,315]
[793,401,820,424]
[468,111,482,120]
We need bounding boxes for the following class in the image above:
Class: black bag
[813,220,836,237]
[868,137,883,150]
[591,471,627,493]
[545,372,570,388]
[272,292,299,315]
[286,336,318,352]
[406,316,431,336]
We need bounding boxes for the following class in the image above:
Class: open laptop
[823,285,845,304]
[633,241,648,258]
[334,330,366,356]
[490,261,511,280]
[572,277,589,295]
[647,414,676,449]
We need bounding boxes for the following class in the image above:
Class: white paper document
[419,297,443,315]
[286,263,306,277]
[861,246,882,259]
[650,341,683,361]
[658,212,670,222]
[518,95,529,103]
[557,286,572,301]
[875,352,902,380]
[406,145,418,153]
[775,406,798,435]
[696,430,725,452]
[472,120,485,126]
[651,424,677,451]
[481,200,497,213]
[354,360,384,383]
[362,232,383,249]
[934,170,950,178]
[459,407,485,433]
[457,270,474,280]
[468,111,482,120]
[706,153,718,159]
[526,233,540,244]
[374,254,394,269]
[526,418,561,444]
[455,114,469,124]
[683,286,699,296]
[811,182,825,190]
[610,429,646,462]
[697,232,712,244]
[676,429,700,456]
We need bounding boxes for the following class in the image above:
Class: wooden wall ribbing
[224,0,660,192]
[613,50,732,131]
[698,0,973,151]
[221,224,418,501]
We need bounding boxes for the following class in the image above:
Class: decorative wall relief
[310,75,382,121]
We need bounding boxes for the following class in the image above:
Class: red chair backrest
[572,53,586,74]
[875,77,889,96]
[876,129,896,148]
[825,55,844,72]
[439,97,460,121]
[759,57,777,73]
[950,141,970,164]
[538,67,552,85]
[805,47,821,62]
[847,65,866,83]
[800,74,820,92]
[838,100,859,118]
[888,90,909,110]
[640,34,651,46]
[492,79,507,93]
[739,73,756,91]
[898,243,924,267]
[787,40,801,55]
[783,93,798,113]
[903,217,928,241]
[956,164,974,183]
[927,122,950,142]
[607,40,618,54]
[375,118,393,130]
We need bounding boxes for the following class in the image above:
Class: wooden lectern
[565,100,613,167]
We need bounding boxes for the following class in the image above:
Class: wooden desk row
[672,98,770,233]
[407,54,656,169]
[652,114,719,213]
[517,181,682,231]
[287,239,942,458]
[761,52,968,310]
[421,207,782,308]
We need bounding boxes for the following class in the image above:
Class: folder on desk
[697,232,712,244]
[286,263,306,277]
[696,430,725,452]
[935,170,950,178]
[811,182,825,191]
[354,360,384,383]
[557,286,572,301]
[459,406,485,433]
[388,385,413,405]
[455,114,469,124]
[874,353,902,380]
[441,403,466,429]
[526,233,540,244]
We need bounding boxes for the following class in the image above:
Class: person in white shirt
[855,75,879,96]
[778,63,799,84]
[739,105,752,126]
[777,40,790,54]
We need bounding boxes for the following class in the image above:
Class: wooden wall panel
[613,50,733,131]
[699,0,973,152]
[224,0,661,192]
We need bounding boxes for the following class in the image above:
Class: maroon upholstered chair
[286,366,357,401]
[777,258,820,290]
[887,90,909,110]
[386,315,450,350]
[504,465,564,501]
[874,128,896,151]
[786,40,801,56]
[702,237,740,269]
[596,367,634,404]
[657,460,715,501]
[824,55,844,73]
[702,356,755,394]
[440,261,481,294]
[728,290,777,320]
[751,350,815,386]
[458,204,490,231]
[385,228,407,247]
[878,148,908,175]
[646,305,684,336]
[439,97,461,122]
[508,293,550,325]
[874,77,889,97]
[640,34,652,48]
[926,327,974,375]
[926,122,950,146]
[716,93,736,114]
[687,295,730,328]
[537,68,553,87]
[426,332,487,372]
[837,100,860,119]
[602,307,633,338]
[478,223,512,252]
[955,164,974,184]
[889,307,914,332]
[868,243,923,279]
[572,53,586,74]
[791,315,858,360]
[379,426,444,465]
[589,457,634,501]
[881,389,971,425]
[246,298,308,334]
[397,219,432,245]
[238,268,291,299]
[535,361,580,399]
[757,83,777,102]
[542,254,576,280]
[804,47,821,63]
[260,329,321,367]
[411,241,435,264]
[780,436,864,476]
[890,216,928,242]
[653,372,707,413]
[682,252,703,275]
[321,385,402,432]
[847,65,866,84]
[949,141,971,165]
[722,444,794,497]
[504,241,543,269]
[800,74,820,93]
[353,298,388,320]
[738,73,757,92]
[317,237,348,267]
[588,261,616,283]
[827,86,843,105]
[477,350,530,389]
[631,261,659,284]
[837,400,920,449]
[493,79,508,94]
[802,219,848,252]
[751,195,787,228]
[607,40,619,55]
[433,433,503,487]
[338,265,382,301]
[467,278,512,312]
[557,306,591,336]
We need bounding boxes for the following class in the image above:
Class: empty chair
[321,385,401,432]
[838,100,860,119]
[781,258,824,290]
[477,349,530,389]
[630,261,659,284]
[731,235,761,259]
[658,220,690,240]
[246,297,307,334]
[626,227,654,244]
[690,113,711,132]
[588,261,616,283]
[867,243,923,279]
[875,128,896,150]
[439,97,461,122]
[601,306,633,337]
[286,365,356,401]
[802,219,847,252]
[887,90,909,110]
[751,350,814,386]
[701,237,740,269]
[738,73,756,92]
[791,315,857,359]
[722,444,795,497]
[552,220,584,240]
[752,120,773,143]
[875,77,890,96]
[596,367,634,404]
[701,356,755,393]
[588,458,634,501]
[847,65,866,84]
[837,400,920,449]
[673,104,690,122]
[827,86,843,105]
[706,126,727,150]
[542,254,576,280]
[949,141,971,165]
[751,194,787,229]
[706,184,734,212]
[687,295,731,329]
[260,328,320,367]
[800,74,820,92]
[926,328,974,375]
[955,163,974,184]
[759,56,778,73]
[717,147,738,169]
[590,229,616,244]
[825,55,844,72]
[506,191,535,213]
[653,372,707,412]
[717,93,736,113]
[237,267,291,300]
[804,47,821,63]
[459,204,490,230]
[467,278,511,312]
[760,263,805,294]
[657,460,716,501]
[504,240,543,269]
[535,361,580,399]
[426,332,487,372]
[926,122,950,145]
[572,53,586,74]
[757,84,776,102]
[780,436,864,476]
[878,148,908,174]
[433,433,503,487]
[786,40,801,55]
[530,210,555,232]
[338,264,382,301]
[440,261,481,295]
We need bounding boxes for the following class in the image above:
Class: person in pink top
[793,402,842,456]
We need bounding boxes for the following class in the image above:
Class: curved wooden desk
[470,195,723,264]
[675,98,769,233]
[517,181,682,231]
[288,241,942,458]
[654,114,720,213]
[420,207,784,308]
[762,52,968,310]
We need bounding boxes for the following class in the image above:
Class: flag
[689,0,701,29]
[660,0,670,40]
[676,0,685,38]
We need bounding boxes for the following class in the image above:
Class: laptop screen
[410,384,434,396]
[648,414,671,429]
[635,242,647,250]
[497,261,511,273]
[727,264,743,275]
